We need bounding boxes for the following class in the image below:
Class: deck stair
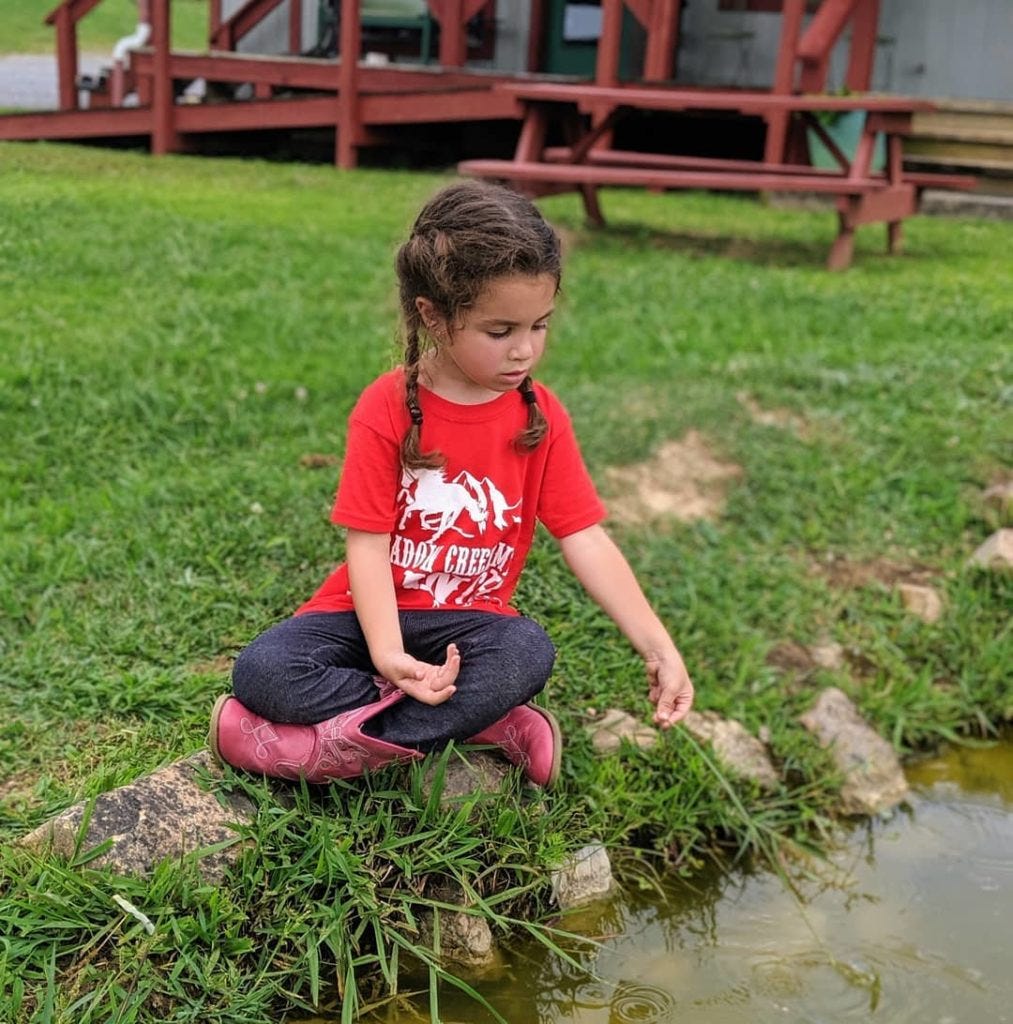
[906,98,1013,196]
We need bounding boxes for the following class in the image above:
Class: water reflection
[348,742,1013,1023]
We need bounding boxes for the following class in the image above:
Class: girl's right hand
[377,643,460,705]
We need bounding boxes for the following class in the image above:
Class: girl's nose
[510,333,535,359]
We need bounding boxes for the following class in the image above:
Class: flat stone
[551,842,614,909]
[967,529,1013,570]
[19,751,254,881]
[682,710,779,791]
[799,688,909,816]
[422,749,513,808]
[588,708,658,754]
[897,582,944,623]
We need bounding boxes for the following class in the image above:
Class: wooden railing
[44,0,108,109]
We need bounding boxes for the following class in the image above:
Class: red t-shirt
[297,368,606,616]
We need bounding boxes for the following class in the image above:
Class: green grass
[0,141,1010,1021]
[3,0,210,55]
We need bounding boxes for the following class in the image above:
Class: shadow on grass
[571,222,882,269]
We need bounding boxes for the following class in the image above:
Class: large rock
[682,710,779,791]
[967,529,1013,570]
[550,842,614,909]
[418,878,498,970]
[799,688,909,816]
[20,751,254,881]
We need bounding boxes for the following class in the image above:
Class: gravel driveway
[0,53,107,110]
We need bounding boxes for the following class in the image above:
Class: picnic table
[459,82,976,270]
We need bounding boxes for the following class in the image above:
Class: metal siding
[674,0,1012,101]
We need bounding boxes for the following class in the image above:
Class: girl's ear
[415,296,442,333]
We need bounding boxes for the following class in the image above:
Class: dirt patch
[605,430,744,525]
[0,769,38,804]
[811,555,937,590]
[299,452,341,470]
[188,654,234,676]
[736,391,810,438]
[766,641,817,674]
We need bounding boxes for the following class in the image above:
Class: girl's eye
[534,321,550,332]
[488,329,510,339]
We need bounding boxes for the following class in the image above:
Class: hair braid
[400,326,443,469]
[514,376,548,452]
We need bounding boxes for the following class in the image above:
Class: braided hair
[395,181,561,469]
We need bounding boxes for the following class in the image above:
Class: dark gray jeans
[231,610,556,752]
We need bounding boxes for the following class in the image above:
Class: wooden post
[764,0,806,165]
[437,0,467,67]
[151,0,181,154]
[336,0,362,167]
[643,0,681,83]
[595,0,623,86]
[289,0,302,54]
[526,0,545,72]
[845,0,879,92]
[54,5,79,111]
[209,0,223,40]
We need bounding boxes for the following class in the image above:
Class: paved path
[0,53,107,110]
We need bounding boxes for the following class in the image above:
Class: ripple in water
[607,981,675,1023]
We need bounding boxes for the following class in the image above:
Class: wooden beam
[643,0,681,82]
[765,0,806,164]
[845,0,879,92]
[527,0,545,71]
[0,107,152,140]
[459,158,884,193]
[151,0,181,154]
[212,0,287,50]
[53,5,79,111]
[337,0,362,167]
[44,0,104,26]
[595,0,624,86]
[289,0,302,53]
[796,0,860,63]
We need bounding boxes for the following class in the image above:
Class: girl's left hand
[646,650,694,728]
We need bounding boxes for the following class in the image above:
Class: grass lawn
[0,141,1010,1021]
[3,0,209,55]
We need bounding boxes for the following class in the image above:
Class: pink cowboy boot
[466,703,562,788]
[208,687,422,782]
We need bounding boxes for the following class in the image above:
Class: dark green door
[541,0,641,78]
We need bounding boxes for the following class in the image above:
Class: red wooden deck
[0,0,527,166]
[0,0,976,265]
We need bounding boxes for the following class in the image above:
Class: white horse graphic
[398,468,489,543]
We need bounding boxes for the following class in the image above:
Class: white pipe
[112,21,152,64]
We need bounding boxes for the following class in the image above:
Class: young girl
[209,181,693,789]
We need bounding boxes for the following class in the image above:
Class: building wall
[216,0,1013,98]
[221,0,319,55]
[674,0,1013,102]
[222,0,528,70]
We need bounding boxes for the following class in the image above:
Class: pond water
[349,741,1013,1023]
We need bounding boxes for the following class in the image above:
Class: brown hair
[395,181,562,468]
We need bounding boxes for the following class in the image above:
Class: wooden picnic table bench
[459,82,976,269]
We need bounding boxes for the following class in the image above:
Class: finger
[398,675,457,706]
[654,688,693,728]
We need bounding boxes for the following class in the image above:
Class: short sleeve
[536,397,607,538]
[331,416,402,533]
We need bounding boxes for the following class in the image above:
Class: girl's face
[419,273,556,404]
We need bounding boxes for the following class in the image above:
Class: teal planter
[808,109,886,172]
